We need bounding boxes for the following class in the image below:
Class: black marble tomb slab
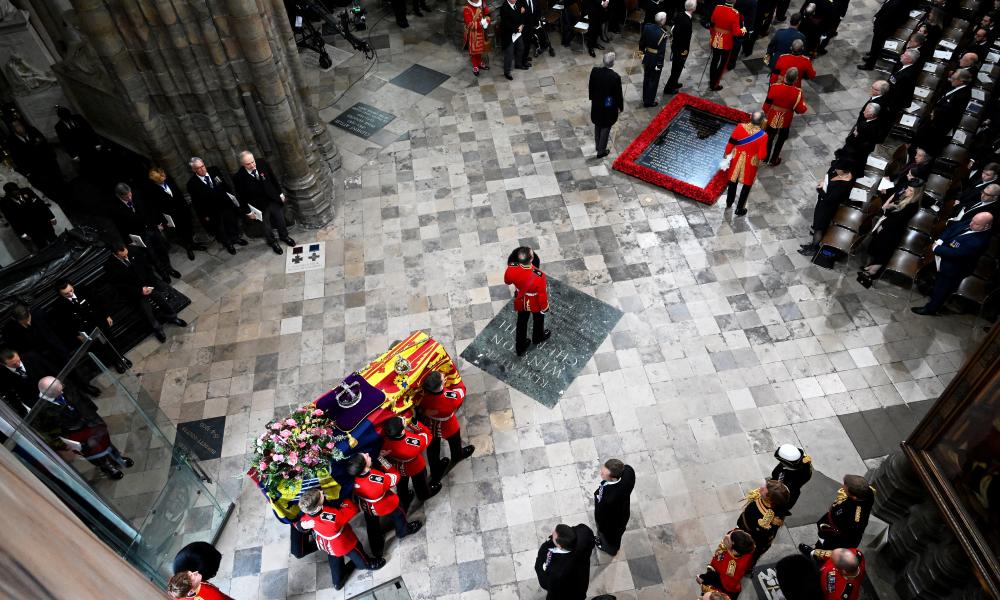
[634,106,738,189]
[176,416,226,461]
[390,64,451,95]
[331,102,396,139]
[461,277,623,408]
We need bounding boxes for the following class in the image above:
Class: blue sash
[734,129,766,146]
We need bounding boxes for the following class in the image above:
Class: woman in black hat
[799,160,855,255]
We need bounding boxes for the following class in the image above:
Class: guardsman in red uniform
[809,548,866,600]
[722,111,769,216]
[380,415,441,509]
[346,452,423,560]
[167,571,234,600]
[769,39,816,87]
[696,528,756,599]
[297,489,386,590]
[419,370,476,481]
[503,246,551,356]
[762,68,809,165]
[709,0,744,90]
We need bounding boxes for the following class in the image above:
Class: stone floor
[114,0,989,597]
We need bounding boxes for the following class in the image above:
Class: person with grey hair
[837,102,882,166]
[107,181,181,281]
[186,156,251,255]
[887,49,921,115]
[722,110,768,216]
[589,52,624,158]
[914,68,972,155]
[232,150,295,254]
[663,0,695,94]
[639,12,669,106]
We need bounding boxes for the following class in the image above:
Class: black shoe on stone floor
[84,384,102,397]
[414,9,423,16]
[596,150,610,158]
[235,237,249,246]
[106,467,124,480]
[115,361,128,374]
[911,306,937,316]
[516,343,531,356]
[186,248,195,260]
[534,330,551,344]
[122,456,135,468]
[370,557,387,570]
[154,329,167,343]
[124,358,133,369]
[799,544,814,556]
[226,245,237,255]
[589,48,596,57]
[857,63,874,70]
[169,268,182,278]
[461,445,475,459]
[270,242,284,255]
[283,236,296,246]
[334,561,356,590]
[595,43,605,50]
[406,521,423,535]
[168,317,188,327]
[735,208,748,216]
[427,482,442,497]
[505,73,513,80]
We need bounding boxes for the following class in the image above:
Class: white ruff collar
[468,0,482,6]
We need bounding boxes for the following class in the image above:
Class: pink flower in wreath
[280,429,292,438]
[285,418,297,427]
[272,454,285,463]
[288,452,299,466]
[311,444,321,452]
[270,422,282,430]
[299,441,307,448]
[258,461,268,470]
[326,442,335,450]
[313,409,324,417]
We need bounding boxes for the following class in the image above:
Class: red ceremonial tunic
[819,551,866,600]
[763,82,808,129]
[769,54,816,87]
[703,529,755,597]
[381,421,432,476]
[725,123,768,185]
[504,263,549,312]
[191,582,235,600]
[463,3,491,55]
[420,381,467,439]
[710,4,743,50]
[299,499,362,557]
[353,468,401,516]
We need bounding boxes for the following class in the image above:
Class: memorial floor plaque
[460,277,623,408]
[613,93,747,204]
[751,562,880,600]
[390,64,450,95]
[331,102,396,139]
[176,416,226,461]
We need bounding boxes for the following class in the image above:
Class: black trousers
[765,126,789,162]
[864,29,890,66]
[521,26,536,64]
[923,270,962,313]
[663,54,686,90]
[642,62,662,106]
[211,208,243,246]
[261,201,288,244]
[586,19,604,48]
[774,0,790,20]
[363,507,409,558]
[141,228,175,275]
[397,468,433,509]
[594,125,612,154]
[412,0,428,12]
[26,224,58,249]
[503,38,525,73]
[597,521,627,554]
[709,48,731,87]
[725,181,753,211]
[164,206,196,249]
[327,547,372,587]
[428,431,467,481]
[134,282,178,333]
[392,0,408,24]
[727,38,744,69]
[515,310,545,351]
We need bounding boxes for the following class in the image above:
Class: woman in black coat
[859,180,924,285]
[799,161,854,254]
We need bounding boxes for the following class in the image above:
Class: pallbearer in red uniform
[463,0,491,76]
[297,489,386,590]
[769,39,816,87]
[167,571,234,600]
[762,68,809,165]
[709,0,744,91]
[504,246,551,356]
[346,452,423,560]
[722,111,769,217]
[808,548,866,600]
[696,528,756,599]
[419,370,476,481]
[380,415,440,509]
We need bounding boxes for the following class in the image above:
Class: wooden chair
[897,229,932,256]
[831,206,866,233]
[625,0,644,29]
[874,249,928,298]
[906,208,939,235]
[819,225,860,256]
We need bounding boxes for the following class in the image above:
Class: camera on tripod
[285,0,374,67]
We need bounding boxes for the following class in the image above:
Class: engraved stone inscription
[636,107,737,188]
[331,102,396,139]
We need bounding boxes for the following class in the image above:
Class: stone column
[59,0,335,227]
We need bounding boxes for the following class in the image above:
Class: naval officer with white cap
[771,444,813,509]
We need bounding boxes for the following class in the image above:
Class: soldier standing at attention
[771,443,813,509]
[801,474,875,553]
[504,246,551,356]
[639,12,670,107]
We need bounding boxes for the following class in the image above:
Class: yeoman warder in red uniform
[721,110,768,217]
[504,246,551,356]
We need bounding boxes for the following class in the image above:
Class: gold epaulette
[814,549,833,560]
[802,454,812,464]
[832,487,848,506]
[744,488,761,503]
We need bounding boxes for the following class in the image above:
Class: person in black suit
[914,69,972,155]
[641,0,667,23]
[664,0,694,94]
[639,13,669,106]
[589,52,624,159]
[7,119,65,204]
[186,157,250,255]
[0,348,58,416]
[54,106,102,164]
[771,444,813,509]
[727,0,755,69]
[108,183,181,281]
[499,0,526,78]
[0,183,57,249]
[105,242,187,343]
[534,523,603,600]
[232,151,296,255]
[956,163,999,207]
[887,49,921,117]
[836,103,883,169]
[50,279,132,374]
[858,0,908,70]
[949,184,1000,224]
[521,0,542,65]
[584,0,609,57]
[593,458,635,555]
[967,28,991,64]
[147,167,206,261]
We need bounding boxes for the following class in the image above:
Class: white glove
[718,154,732,171]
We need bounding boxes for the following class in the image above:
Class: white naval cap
[776,444,802,463]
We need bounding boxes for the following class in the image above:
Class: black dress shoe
[428,482,442,497]
[664,85,681,94]
[596,150,610,158]
[548,46,555,56]
[122,456,135,468]
[414,9,423,16]
[283,236,296,246]
[798,544,814,556]
[235,237,249,246]
[370,557,387,570]
[405,521,423,535]
[84,384,102,397]
[333,561,356,590]
[461,445,475,459]
[169,268,182,278]
[154,330,167,343]
[710,84,723,91]
[168,317,188,327]
[270,242,284,255]
[398,20,409,27]
[534,329,551,344]
[186,248,195,260]
[106,467,124,480]
[588,48,596,57]
[516,343,531,356]
[505,73,513,80]
[226,245,237,255]
[115,361,128,374]
[124,357,133,369]
[735,208,748,216]
[600,35,610,43]
[516,65,529,70]
[643,102,658,108]
[857,63,874,70]
[911,306,938,316]
[595,43,605,50]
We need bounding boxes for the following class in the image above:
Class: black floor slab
[783,469,842,528]
[460,277,623,408]
[331,102,396,139]
[176,416,226,461]
[389,64,451,95]
[808,73,846,93]
[743,57,767,75]
[752,561,880,599]
[838,400,933,460]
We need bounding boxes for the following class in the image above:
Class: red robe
[710,4,743,50]
[420,381,467,439]
[700,529,755,598]
[725,123,768,185]
[192,582,235,600]
[353,468,401,516]
[463,3,490,55]
[763,82,808,129]
[819,550,866,600]
[298,499,361,557]
[503,262,549,312]
[381,421,432,476]
[770,53,816,87]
